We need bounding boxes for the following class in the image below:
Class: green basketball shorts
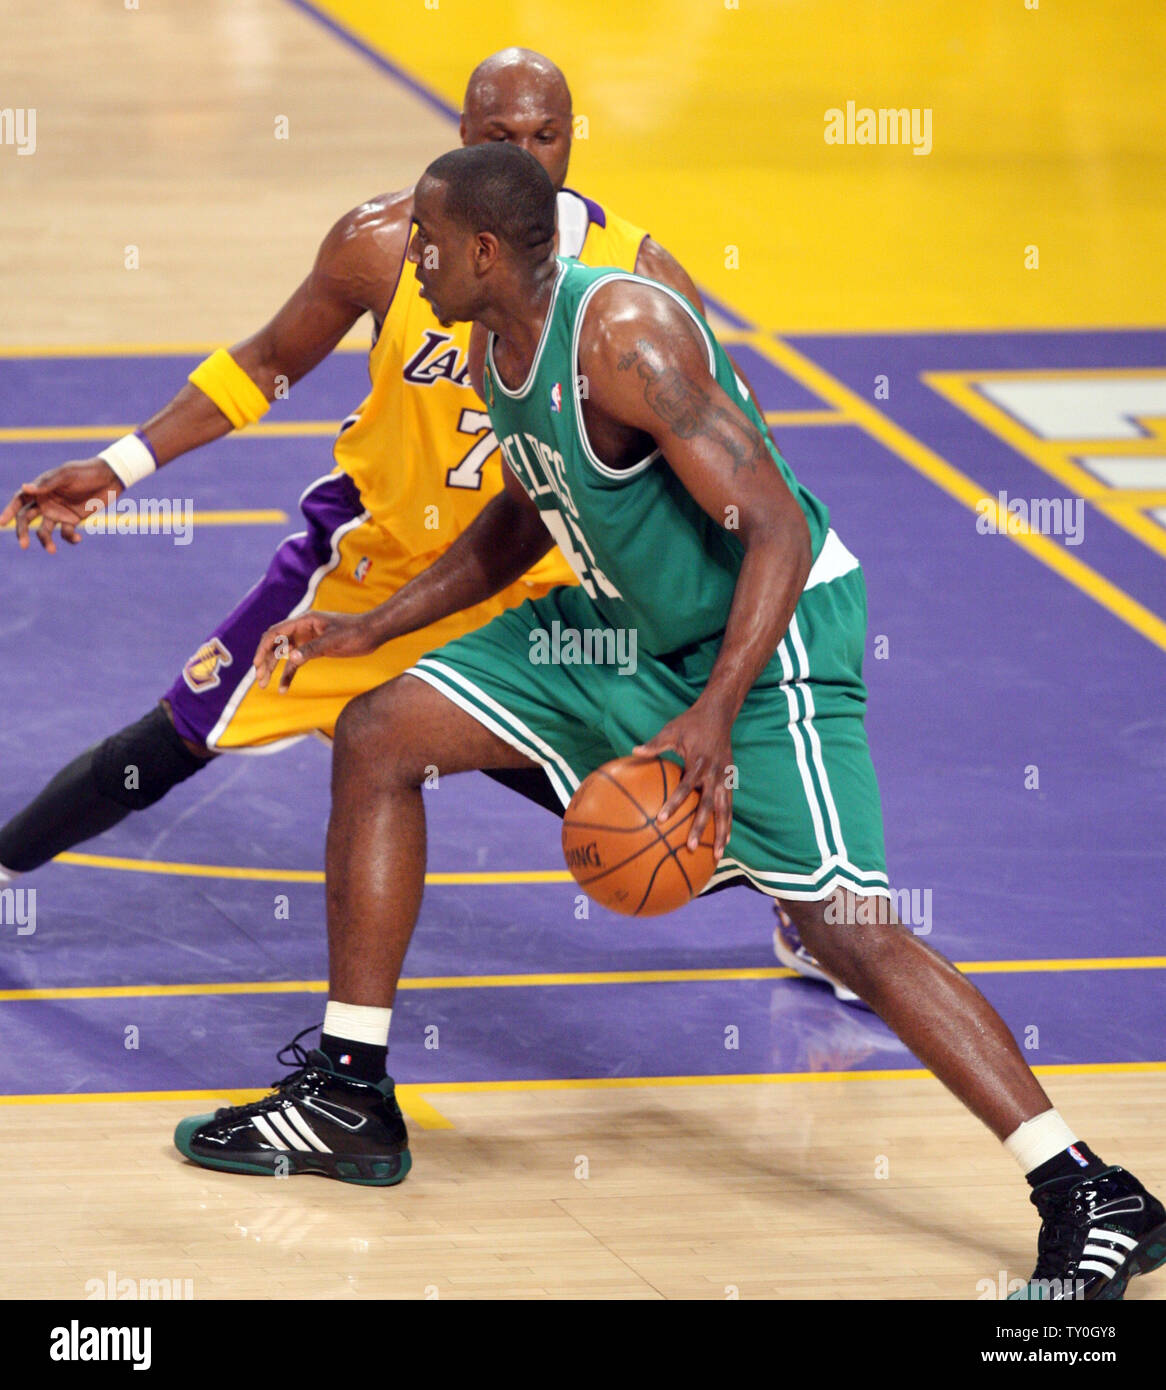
[406,528,889,902]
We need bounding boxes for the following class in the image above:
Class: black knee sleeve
[92,705,210,810]
[0,706,210,872]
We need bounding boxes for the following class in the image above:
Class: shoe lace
[213,1023,323,1119]
[272,1023,322,1084]
[1031,1189,1080,1280]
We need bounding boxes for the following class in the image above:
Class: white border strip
[487,260,568,402]
[408,659,581,807]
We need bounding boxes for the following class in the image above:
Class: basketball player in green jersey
[178,145,1165,1301]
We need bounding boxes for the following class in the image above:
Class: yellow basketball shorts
[163,471,557,751]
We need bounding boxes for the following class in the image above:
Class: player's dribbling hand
[253,611,378,693]
[634,700,735,860]
[0,460,123,554]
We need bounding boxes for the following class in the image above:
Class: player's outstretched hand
[254,611,378,693]
[0,459,124,554]
[634,700,735,860]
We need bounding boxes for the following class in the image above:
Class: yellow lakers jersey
[331,189,649,589]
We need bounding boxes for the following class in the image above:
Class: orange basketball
[562,756,718,916]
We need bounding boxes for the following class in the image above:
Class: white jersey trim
[570,271,718,482]
[487,259,568,403]
[804,528,860,590]
[555,190,591,260]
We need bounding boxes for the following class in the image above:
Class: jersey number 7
[446,409,497,490]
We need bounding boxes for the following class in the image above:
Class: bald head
[460,48,573,190]
[464,48,572,118]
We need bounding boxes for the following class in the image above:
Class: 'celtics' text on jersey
[484,259,830,657]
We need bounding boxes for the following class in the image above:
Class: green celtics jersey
[483,259,830,656]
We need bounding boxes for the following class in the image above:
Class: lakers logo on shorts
[182,638,233,693]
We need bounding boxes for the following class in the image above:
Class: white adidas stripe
[1091,1227,1138,1250]
[268,1110,311,1152]
[1078,1259,1120,1278]
[250,1113,289,1151]
[1082,1244,1125,1267]
[284,1105,332,1153]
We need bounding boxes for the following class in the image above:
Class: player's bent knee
[333,689,385,759]
[332,680,419,781]
[92,705,211,810]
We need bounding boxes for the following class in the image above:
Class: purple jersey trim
[163,472,366,746]
[565,187,606,230]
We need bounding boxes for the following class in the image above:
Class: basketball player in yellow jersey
[0,48,706,877]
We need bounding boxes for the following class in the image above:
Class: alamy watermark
[50,1321,152,1370]
[0,887,36,935]
[824,101,932,156]
[529,620,637,677]
[0,107,36,156]
[977,1270,1084,1300]
[83,496,194,546]
[824,886,932,935]
[85,1270,193,1300]
[976,492,1084,545]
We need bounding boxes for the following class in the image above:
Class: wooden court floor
[4,1075,1163,1300]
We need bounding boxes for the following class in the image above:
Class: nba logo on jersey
[550,381,562,413]
[354,556,371,584]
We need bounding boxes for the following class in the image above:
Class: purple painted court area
[0,334,1163,1096]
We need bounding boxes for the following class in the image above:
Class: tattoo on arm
[618,339,764,476]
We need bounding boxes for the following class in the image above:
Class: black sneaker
[1009,1167,1166,1300]
[174,1028,411,1187]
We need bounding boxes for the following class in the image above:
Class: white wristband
[98,432,157,489]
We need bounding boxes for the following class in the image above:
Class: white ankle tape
[1003,1109,1079,1174]
[323,1000,392,1048]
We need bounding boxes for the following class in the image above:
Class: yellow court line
[0,1084,452,1129]
[764,409,849,427]
[187,511,289,526]
[0,342,369,357]
[1093,491,1166,510]
[912,367,1166,382]
[395,1090,456,1129]
[755,334,1166,652]
[923,371,1166,562]
[1017,441,1166,458]
[54,849,572,885]
[959,957,1166,973]
[0,970,800,1003]
[0,417,851,442]
[3,956,1163,1004]
[405,1061,1166,1093]
[2,511,289,531]
[0,981,332,1002]
[3,1060,1163,1110]
[0,423,343,442]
